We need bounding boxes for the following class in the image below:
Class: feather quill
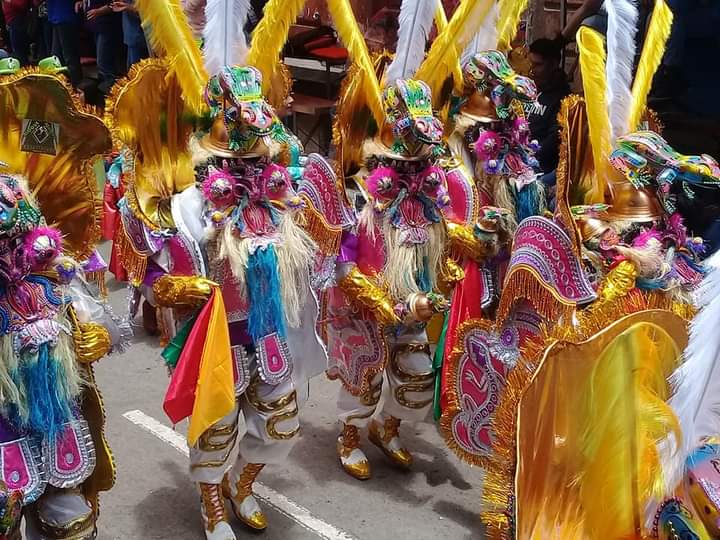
[496,0,529,52]
[385,0,437,84]
[203,0,251,76]
[605,0,639,141]
[415,0,495,108]
[136,0,209,115]
[246,0,305,96]
[661,249,720,494]
[577,27,611,203]
[460,1,499,65]
[435,0,464,93]
[628,0,673,131]
[326,0,385,129]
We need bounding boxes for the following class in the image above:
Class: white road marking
[122,409,355,540]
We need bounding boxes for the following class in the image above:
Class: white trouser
[189,370,300,484]
[337,326,433,428]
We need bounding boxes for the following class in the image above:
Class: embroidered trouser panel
[337,327,433,427]
[189,370,300,484]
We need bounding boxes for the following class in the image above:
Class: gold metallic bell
[604,182,663,222]
[577,217,609,242]
[460,91,499,123]
[199,116,265,159]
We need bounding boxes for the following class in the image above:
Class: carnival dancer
[439,1,720,537]
[323,0,506,480]
[0,59,126,540]
[126,1,348,538]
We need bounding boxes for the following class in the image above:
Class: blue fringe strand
[516,182,544,222]
[246,245,286,341]
[10,343,72,438]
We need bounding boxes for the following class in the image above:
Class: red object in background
[103,180,128,282]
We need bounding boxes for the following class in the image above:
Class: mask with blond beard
[199,157,317,382]
[360,158,450,302]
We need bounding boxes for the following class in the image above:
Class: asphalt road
[92,270,485,540]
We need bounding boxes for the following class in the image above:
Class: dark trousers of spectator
[36,17,53,59]
[8,14,30,65]
[95,30,122,94]
[126,40,148,70]
[52,23,82,86]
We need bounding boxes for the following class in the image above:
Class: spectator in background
[2,0,32,65]
[111,0,147,68]
[47,0,82,85]
[526,38,571,178]
[77,0,121,94]
[35,1,54,59]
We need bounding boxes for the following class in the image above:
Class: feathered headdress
[384,0,438,85]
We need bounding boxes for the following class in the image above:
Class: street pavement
[92,272,486,540]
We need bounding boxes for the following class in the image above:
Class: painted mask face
[204,66,277,152]
[384,79,443,146]
[365,162,449,245]
[464,51,538,119]
[202,159,301,238]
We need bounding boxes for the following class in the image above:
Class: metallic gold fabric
[515,311,686,539]
[152,274,215,308]
[73,322,112,364]
[594,260,638,307]
[445,221,497,262]
[338,266,399,327]
[105,59,196,230]
[0,69,109,259]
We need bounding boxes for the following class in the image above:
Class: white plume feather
[460,0,499,65]
[203,0,251,76]
[385,0,438,84]
[660,249,720,495]
[605,0,639,141]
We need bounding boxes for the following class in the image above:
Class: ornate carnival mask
[201,159,302,237]
[383,79,443,147]
[363,162,450,245]
[463,50,538,120]
[204,66,279,155]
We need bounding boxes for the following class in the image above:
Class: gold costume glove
[446,221,498,262]
[338,266,400,327]
[73,322,112,364]
[153,275,216,308]
[440,257,465,286]
[596,259,638,306]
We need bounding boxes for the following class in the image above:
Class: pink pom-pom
[24,226,63,270]
[473,130,501,162]
[202,167,236,207]
[511,118,531,145]
[419,165,446,198]
[261,163,292,197]
[365,167,399,200]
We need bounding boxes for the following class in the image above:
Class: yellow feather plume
[628,0,673,131]
[577,26,611,204]
[577,322,681,538]
[496,0,529,52]
[434,1,464,94]
[135,0,208,116]
[247,0,306,97]
[416,0,495,109]
[326,0,385,129]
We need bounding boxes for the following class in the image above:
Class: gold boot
[337,423,371,480]
[199,483,236,540]
[368,416,413,469]
[222,463,267,531]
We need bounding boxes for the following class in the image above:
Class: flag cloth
[162,288,235,446]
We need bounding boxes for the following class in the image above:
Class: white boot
[222,461,267,530]
[337,423,371,480]
[198,483,236,540]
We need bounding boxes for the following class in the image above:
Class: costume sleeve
[152,274,215,308]
[446,221,500,262]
